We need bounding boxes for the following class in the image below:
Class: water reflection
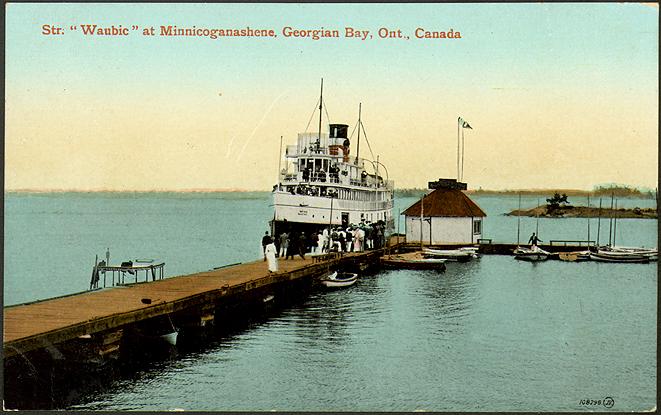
[288,291,354,349]
[410,260,481,327]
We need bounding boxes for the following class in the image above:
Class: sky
[4,3,659,191]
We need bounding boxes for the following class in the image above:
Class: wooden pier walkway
[3,252,379,359]
[3,241,592,360]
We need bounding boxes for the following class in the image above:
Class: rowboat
[381,252,447,271]
[422,247,477,262]
[320,271,359,288]
[131,315,179,346]
[558,251,591,262]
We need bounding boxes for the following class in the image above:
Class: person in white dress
[265,241,278,273]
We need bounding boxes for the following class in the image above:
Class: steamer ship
[270,81,394,237]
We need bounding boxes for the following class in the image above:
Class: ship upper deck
[279,126,393,192]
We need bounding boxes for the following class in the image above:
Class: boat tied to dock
[422,247,478,262]
[513,246,550,262]
[271,80,394,239]
[319,271,359,288]
[381,252,448,271]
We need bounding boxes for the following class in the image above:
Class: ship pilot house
[403,179,486,245]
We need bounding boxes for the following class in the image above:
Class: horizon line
[4,185,657,194]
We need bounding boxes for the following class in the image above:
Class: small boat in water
[422,247,477,262]
[599,245,658,261]
[381,252,447,271]
[159,331,178,346]
[131,315,179,346]
[513,246,549,262]
[558,251,591,262]
[320,271,359,288]
[589,250,651,263]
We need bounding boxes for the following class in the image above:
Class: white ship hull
[273,190,393,227]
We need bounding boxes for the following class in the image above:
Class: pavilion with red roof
[402,178,487,245]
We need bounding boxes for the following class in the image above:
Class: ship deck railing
[280,175,392,191]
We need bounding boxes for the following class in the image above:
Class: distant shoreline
[466,189,656,198]
[4,188,263,194]
[5,186,658,199]
[398,187,657,199]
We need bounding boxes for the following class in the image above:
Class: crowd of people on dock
[261,221,388,272]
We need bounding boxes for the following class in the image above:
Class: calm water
[3,192,658,411]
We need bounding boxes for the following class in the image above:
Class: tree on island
[546,192,571,213]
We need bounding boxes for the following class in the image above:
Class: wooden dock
[4,240,598,361]
[3,251,382,360]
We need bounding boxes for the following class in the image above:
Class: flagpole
[457,117,461,180]
[461,124,465,182]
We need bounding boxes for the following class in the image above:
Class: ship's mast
[355,103,362,163]
[317,78,323,150]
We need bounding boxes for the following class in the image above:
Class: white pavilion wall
[405,216,482,244]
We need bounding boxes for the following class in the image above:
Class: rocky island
[507,192,657,219]
[507,205,657,219]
